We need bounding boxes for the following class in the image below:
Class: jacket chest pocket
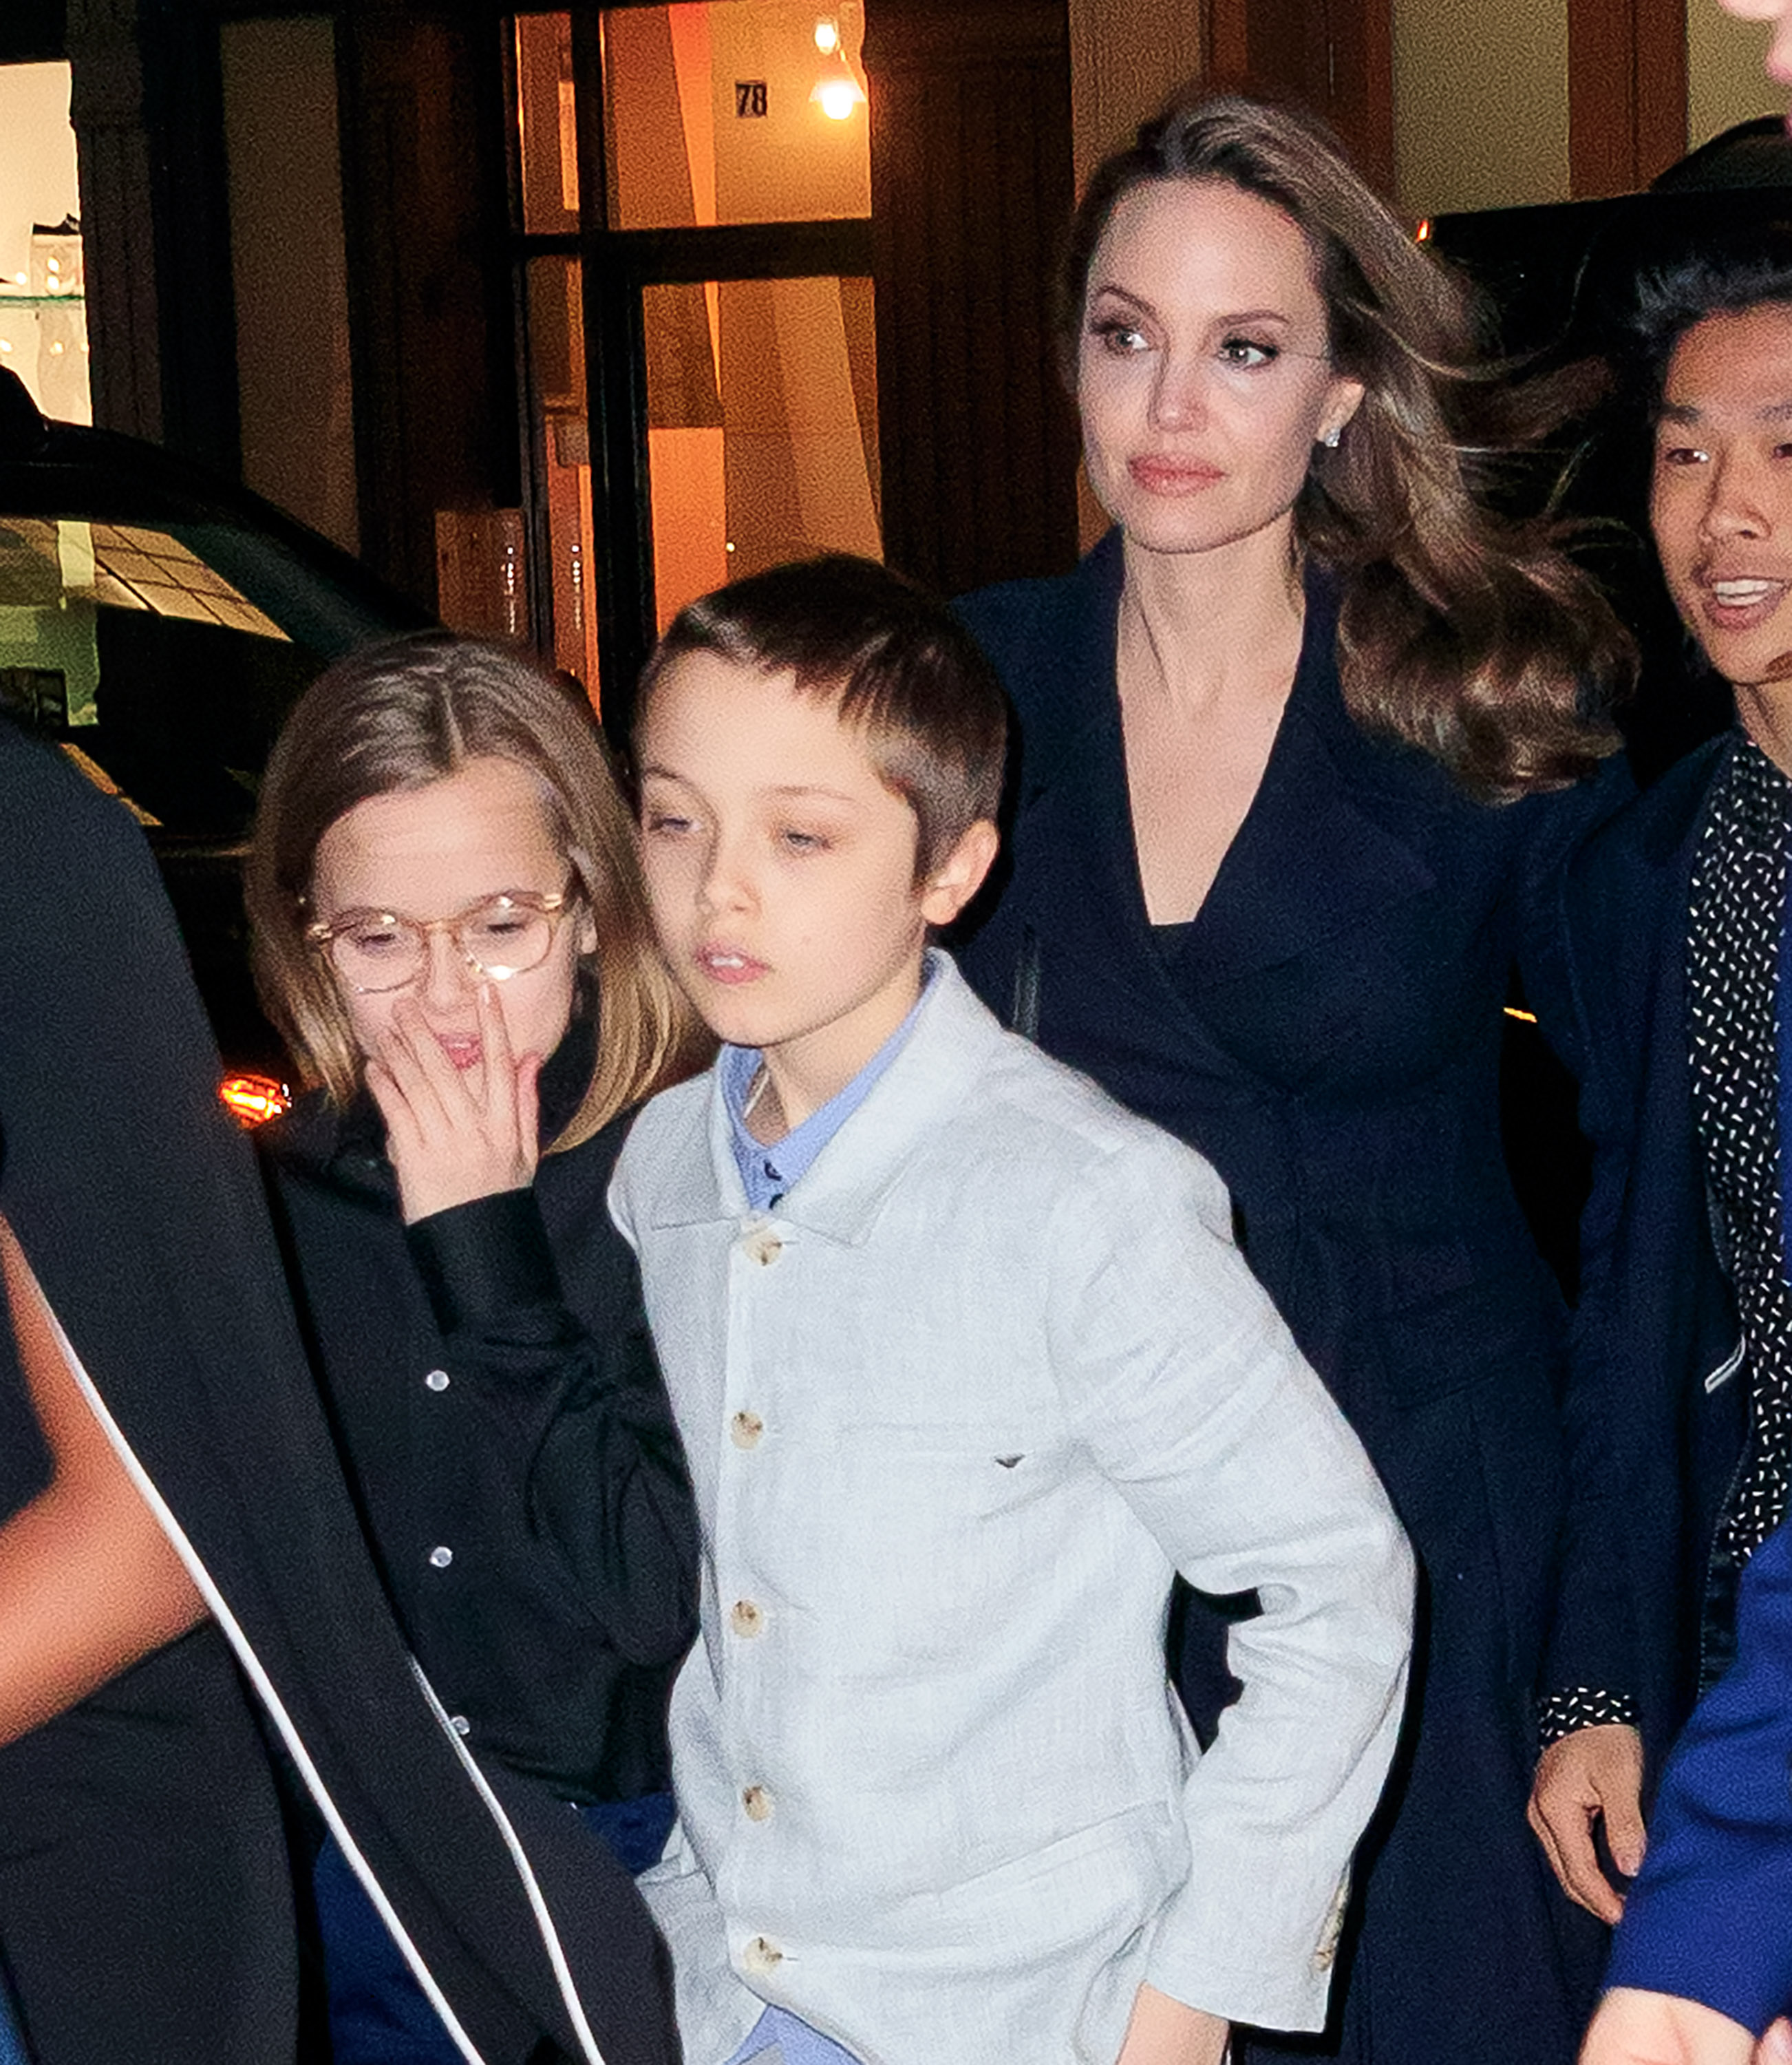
[774,1426,1076,1664]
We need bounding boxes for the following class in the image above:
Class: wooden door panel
[1202,0,1395,197]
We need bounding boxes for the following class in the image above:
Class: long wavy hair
[1064,93,1631,799]
[246,633,707,1146]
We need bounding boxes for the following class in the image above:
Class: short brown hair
[634,555,1007,876]
[246,633,705,1145]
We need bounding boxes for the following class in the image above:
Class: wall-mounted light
[810,17,866,120]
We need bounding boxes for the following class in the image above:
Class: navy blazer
[955,534,1623,2063]
[958,537,1614,1533]
[1551,739,1748,1775]
[1603,1507,1792,2033]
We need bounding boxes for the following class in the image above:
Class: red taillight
[220,1072,292,1127]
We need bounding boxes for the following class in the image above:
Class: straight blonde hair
[246,634,707,1147]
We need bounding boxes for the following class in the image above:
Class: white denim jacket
[610,955,1414,2065]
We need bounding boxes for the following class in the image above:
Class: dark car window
[0,514,326,843]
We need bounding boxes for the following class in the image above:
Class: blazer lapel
[1014,558,1438,1000]
[1182,696,1437,991]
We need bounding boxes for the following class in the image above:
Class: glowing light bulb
[814,17,840,53]
[46,257,60,273]
[817,76,860,118]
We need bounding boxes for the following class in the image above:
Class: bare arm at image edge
[0,1214,204,1747]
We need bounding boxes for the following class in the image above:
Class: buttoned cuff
[405,1186,561,1336]
[1537,1686,1639,1749]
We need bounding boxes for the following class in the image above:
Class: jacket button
[739,1221,782,1266]
[449,1714,471,1737]
[742,1934,782,1975]
[741,1783,773,1822]
[730,1598,765,1638]
[428,1545,454,1569]
[731,1410,765,1450]
[425,1368,450,1392]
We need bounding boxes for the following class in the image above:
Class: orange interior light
[220,1072,293,1128]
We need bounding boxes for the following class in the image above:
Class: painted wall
[0,62,88,421]
[1688,2,1784,149]
[0,63,78,279]
[1393,0,1570,215]
[1067,0,1202,199]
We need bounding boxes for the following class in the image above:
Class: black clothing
[956,537,1618,2065]
[1687,736,1792,1567]
[1547,737,1753,1781]
[0,1629,296,2065]
[0,716,680,2065]
[260,1040,698,1805]
[1532,739,1792,1751]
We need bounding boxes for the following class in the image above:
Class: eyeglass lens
[328,899,558,994]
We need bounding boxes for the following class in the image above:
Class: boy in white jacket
[610,554,1413,2065]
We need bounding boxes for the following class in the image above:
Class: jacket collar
[1017,545,1437,991]
[640,952,1005,1242]
[1640,730,1738,870]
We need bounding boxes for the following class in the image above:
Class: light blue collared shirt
[720,955,940,1211]
[720,2002,859,2065]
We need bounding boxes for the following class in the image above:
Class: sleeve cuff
[405,1186,562,1336]
[1537,1686,1640,1749]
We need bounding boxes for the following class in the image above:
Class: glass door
[509,6,877,723]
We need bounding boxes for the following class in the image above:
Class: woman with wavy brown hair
[956,90,1630,2065]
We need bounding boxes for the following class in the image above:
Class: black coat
[955,535,1617,2065]
[1550,736,1747,1775]
[261,1059,697,1805]
[0,717,679,2065]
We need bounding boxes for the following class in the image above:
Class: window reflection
[524,257,601,699]
[515,14,580,233]
[645,273,879,627]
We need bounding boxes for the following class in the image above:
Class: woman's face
[309,755,594,1077]
[1076,178,1363,562]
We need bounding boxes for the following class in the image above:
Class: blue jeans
[312,1791,676,2064]
[0,1978,28,2065]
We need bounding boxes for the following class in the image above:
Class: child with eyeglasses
[245,633,709,2064]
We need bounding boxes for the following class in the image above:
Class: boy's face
[1651,302,1792,692]
[636,650,995,1118]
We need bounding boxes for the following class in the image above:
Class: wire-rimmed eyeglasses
[305,888,577,995]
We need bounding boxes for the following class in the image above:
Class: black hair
[1626,219,1792,403]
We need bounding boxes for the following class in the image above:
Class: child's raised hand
[365,982,543,1224]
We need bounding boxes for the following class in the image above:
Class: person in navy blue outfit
[1532,218,1792,1897]
[1527,222,1792,2065]
[954,93,1633,2065]
[1579,1516,1792,2065]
